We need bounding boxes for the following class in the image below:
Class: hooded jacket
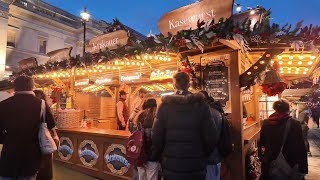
[259,112,308,179]
[151,92,218,180]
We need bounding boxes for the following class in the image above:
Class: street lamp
[80,7,90,57]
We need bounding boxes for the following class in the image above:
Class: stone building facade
[0,0,145,79]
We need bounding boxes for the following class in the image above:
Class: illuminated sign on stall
[120,75,141,82]
[150,70,177,80]
[95,77,112,85]
[75,79,89,86]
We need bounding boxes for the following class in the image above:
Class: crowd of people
[0,71,315,180]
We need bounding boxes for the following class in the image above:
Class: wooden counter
[54,128,132,180]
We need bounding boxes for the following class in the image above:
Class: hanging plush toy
[261,61,286,96]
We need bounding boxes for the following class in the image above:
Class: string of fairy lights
[234,2,262,14]
[274,53,317,75]
[36,54,172,79]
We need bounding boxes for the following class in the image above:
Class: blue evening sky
[44,0,320,35]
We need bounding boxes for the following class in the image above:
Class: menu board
[203,55,231,112]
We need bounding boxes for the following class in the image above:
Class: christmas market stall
[10,0,320,179]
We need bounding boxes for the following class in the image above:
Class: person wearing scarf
[259,100,308,180]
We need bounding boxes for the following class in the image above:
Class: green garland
[13,9,320,80]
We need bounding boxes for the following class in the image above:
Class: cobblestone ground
[305,128,320,180]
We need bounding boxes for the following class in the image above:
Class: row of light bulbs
[235,3,259,15]
[114,60,145,66]
[142,55,171,61]
[277,54,316,60]
[280,71,307,75]
[276,60,313,65]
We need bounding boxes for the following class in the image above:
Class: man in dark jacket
[0,76,55,180]
[151,72,218,180]
[200,91,224,180]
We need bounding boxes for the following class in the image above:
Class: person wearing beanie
[259,100,308,179]
[0,76,55,180]
[151,72,218,180]
[116,90,129,130]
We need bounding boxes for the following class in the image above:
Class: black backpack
[217,113,233,158]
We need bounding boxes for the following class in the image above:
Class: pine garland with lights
[13,8,320,81]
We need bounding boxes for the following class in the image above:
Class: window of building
[7,31,16,47]
[39,39,47,54]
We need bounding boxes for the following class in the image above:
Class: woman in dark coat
[0,76,56,180]
[259,100,308,180]
[135,98,160,180]
[33,90,58,180]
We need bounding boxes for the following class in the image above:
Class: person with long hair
[135,98,160,180]
[33,90,59,180]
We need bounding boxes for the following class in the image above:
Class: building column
[0,1,9,80]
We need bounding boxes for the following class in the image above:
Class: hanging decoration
[240,49,283,89]
[261,62,287,96]
[12,9,320,79]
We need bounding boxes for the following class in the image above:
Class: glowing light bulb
[149,56,153,59]
[81,72,85,75]
[289,55,293,60]
[141,62,145,66]
[271,60,274,64]
[279,61,283,64]
[296,68,300,71]
[308,61,313,65]
[260,60,265,64]
[132,62,135,66]
[164,57,168,61]
[295,71,299,74]
[159,57,163,61]
[288,61,292,65]
[112,66,116,70]
[303,72,307,75]
[280,67,283,70]
[288,71,291,74]
[137,62,140,66]
[94,69,97,72]
[115,60,119,65]
[305,68,309,71]
[126,62,130,65]
[298,61,302,65]
[288,68,291,70]
[155,56,159,60]
[280,71,284,74]
[88,69,92,72]
[76,72,80,75]
[236,4,241,12]
[247,72,251,75]
[121,61,124,65]
[278,55,282,60]
[117,67,121,70]
[250,10,255,15]
[299,55,304,60]
[99,69,102,72]
[311,55,316,60]
[102,66,106,69]
[168,57,171,61]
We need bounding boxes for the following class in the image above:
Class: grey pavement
[305,128,320,180]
